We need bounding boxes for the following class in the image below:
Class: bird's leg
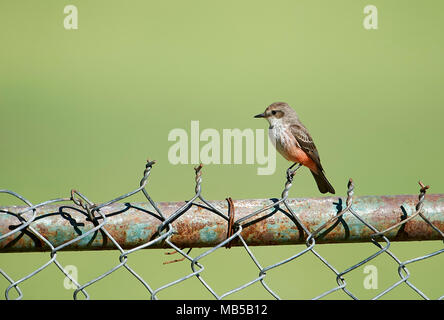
[287,163,302,180]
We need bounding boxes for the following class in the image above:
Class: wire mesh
[1,160,443,300]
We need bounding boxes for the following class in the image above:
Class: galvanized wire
[0,160,443,300]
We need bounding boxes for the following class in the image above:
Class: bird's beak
[254,112,266,119]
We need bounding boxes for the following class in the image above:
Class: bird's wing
[290,124,323,171]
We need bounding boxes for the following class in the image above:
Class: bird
[254,102,335,194]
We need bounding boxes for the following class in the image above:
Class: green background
[1,0,443,299]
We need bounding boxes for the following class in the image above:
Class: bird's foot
[286,163,302,181]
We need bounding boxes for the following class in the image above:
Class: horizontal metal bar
[1,194,444,253]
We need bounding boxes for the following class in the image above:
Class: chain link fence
[1,160,443,300]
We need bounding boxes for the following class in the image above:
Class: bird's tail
[311,170,335,194]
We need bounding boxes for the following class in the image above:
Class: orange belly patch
[283,145,318,173]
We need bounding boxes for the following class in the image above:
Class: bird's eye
[271,110,277,115]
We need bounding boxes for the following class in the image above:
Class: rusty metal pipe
[1,194,444,253]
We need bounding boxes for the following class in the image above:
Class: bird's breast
[268,124,315,169]
[268,124,296,160]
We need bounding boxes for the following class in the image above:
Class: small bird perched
[254,102,335,194]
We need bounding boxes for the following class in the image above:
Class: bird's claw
[286,169,294,181]
[286,164,302,181]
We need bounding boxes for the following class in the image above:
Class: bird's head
[254,102,298,126]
